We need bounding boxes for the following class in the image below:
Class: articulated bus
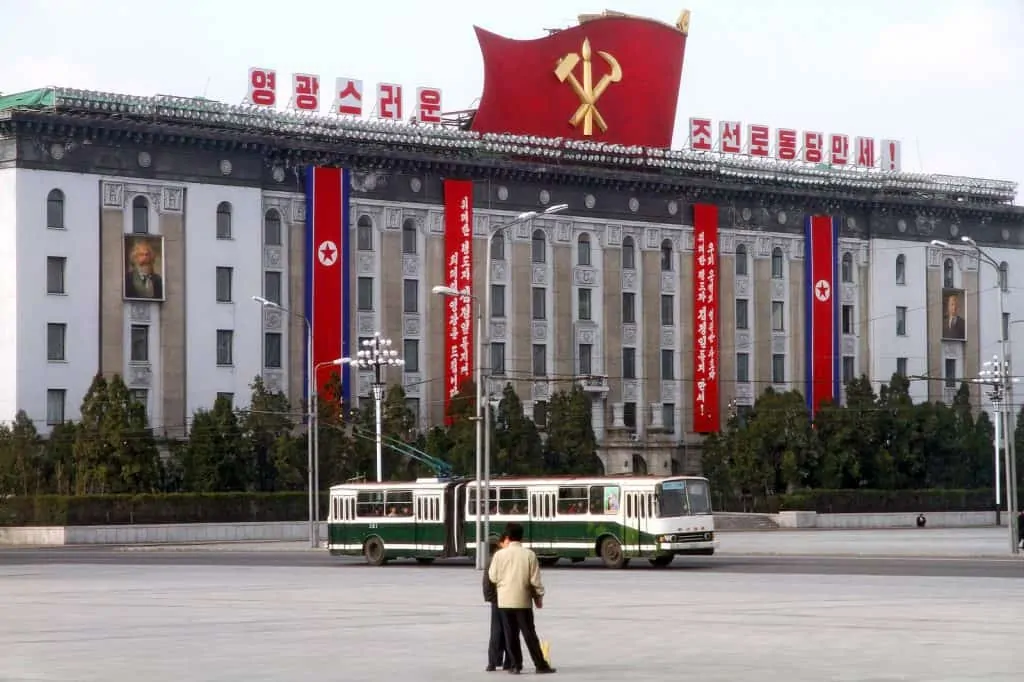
[326,475,716,568]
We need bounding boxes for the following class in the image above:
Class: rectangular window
[533,401,548,429]
[216,266,233,303]
[771,301,785,331]
[491,284,506,318]
[896,306,907,336]
[622,347,636,379]
[403,279,419,313]
[1003,312,1010,342]
[130,389,148,408]
[130,325,149,362]
[264,271,282,306]
[842,305,854,334]
[46,256,66,295]
[532,344,547,376]
[896,357,908,377]
[661,295,674,326]
[736,352,750,383]
[46,389,66,426]
[771,353,786,384]
[532,287,546,320]
[402,225,417,254]
[357,277,374,311]
[404,339,420,373]
[622,292,636,324]
[264,332,282,368]
[490,342,506,376]
[217,329,234,366]
[578,288,592,320]
[842,355,855,383]
[405,397,421,426]
[578,343,593,375]
[623,402,637,429]
[47,323,66,362]
[735,298,749,330]
[663,403,675,434]
[216,392,235,408]
[661,349,674,380]
[944,358,957,388]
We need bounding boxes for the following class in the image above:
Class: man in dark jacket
[484,534,512,672]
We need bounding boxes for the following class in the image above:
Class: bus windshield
[656,479,712,517]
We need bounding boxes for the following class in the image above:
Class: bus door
[335,494,356,548]
[528,489,556,553]
[623,490,651,555]
[444,483,464,557]
[414,492,439,554]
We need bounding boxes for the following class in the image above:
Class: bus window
[499,487,527,515]
[656,481,690,517]
[557,486,589,514]
[386,490,414,517]
[686,480,712,515]
[356,491,384,517]
[467,486,498,515]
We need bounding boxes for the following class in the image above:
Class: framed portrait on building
[123,234,166,301]
[941,288,966,342]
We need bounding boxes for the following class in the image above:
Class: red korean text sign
[470,17,688,149]
[692,204,720,433]
[443,180,475,419]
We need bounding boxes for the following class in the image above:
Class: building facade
[1,89,1022,474]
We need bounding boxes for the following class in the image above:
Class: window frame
[129,324,150,363]
[216,201,232,239]
[216,266,233,303]
[47,322,67,362]
[264,332,282,369]
[216,329,234,366]
[47,189,65,229]
[46,256,66,295]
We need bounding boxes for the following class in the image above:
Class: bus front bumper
[656,532,717,552]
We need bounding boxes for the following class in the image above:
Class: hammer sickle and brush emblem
[554,38,623,136]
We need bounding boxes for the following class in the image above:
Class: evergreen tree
[493,383,544,475]
[544,384,602,475]
[240,376,297,491]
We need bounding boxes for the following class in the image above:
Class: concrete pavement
[0,560,1021,681]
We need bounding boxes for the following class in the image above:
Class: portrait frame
[940,288,966,343]
[123,234,167,302]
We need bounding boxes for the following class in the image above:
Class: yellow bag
[540,640,552,666]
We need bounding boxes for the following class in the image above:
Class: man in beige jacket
[487,522,557,675]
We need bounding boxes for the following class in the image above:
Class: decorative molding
[474,213,490,237]
[264,308,283,331]
[357,371,373,396]
[661,327,675,347]
[428,211,444,234]
[771,279,785,299]
[532,381,551,402]
[927,246,942,268]
[531,321,548,341]
[403,314,421,337]
[128,363,152,387]
[357,313,377,335]
[771,334,787,354]
[622,379,638,402]
[607,224,622,246]
[402,255,420,277]
[842,336,856,355]
[531,265,547,286]
[644,227,660,249]
[735,384,754,401]
[263,370,284,394]
[490,320,507,341]
[660,380,679,403]
[403,373,422,396]
[102,182,124,208]
[263,246,284,270]
[842,284,856,303]
[660,271,676,293]
[128,303,151,322]
[622,269,637,291]
[790,238,805,259]
[573,267,599,286]
[755,236,772,258]
[555,221,572,243]
[291,198,306,224]
[735,331,751,350]
[720,232,736,254]
[576,326,597,345]
[384,207,402,230]
[487,378,505,399]
[490,261,507,283]
[357,253,375,275]
[735,276,750,296]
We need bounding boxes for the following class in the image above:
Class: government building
[1,87,1021,474]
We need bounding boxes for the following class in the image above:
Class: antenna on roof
[202,77,211,99]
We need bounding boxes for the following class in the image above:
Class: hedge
[0,488,998,527]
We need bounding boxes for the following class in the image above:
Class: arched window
[660,239,673,272]
[735,243,748,276]
[216,201,232,239]
[46,189,65,229]
[895,254,906,285]
[622,236,635,269]
[264,209,282,246]
[531,229,546,263]
[577,233,591,266]
[771,247,784,279]
[841,252,854,282]
[132,195,149,234]
[356,215,373,251]
[490,233,505,261]
[401,218,417,255]
[943,258,955,289]
[999,261,1009,292]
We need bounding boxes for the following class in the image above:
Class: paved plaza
[1,549,1021,682]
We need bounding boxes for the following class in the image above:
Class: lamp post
[351,333,403,482]
[252,295,318,548]
[932,237,1019,554]
[432,202,568,570]
[978,356,1014,528]
[313,357,347,540]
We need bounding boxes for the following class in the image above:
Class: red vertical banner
[443,179,474,420]
[692,204,720,433]
[805,214,840,414]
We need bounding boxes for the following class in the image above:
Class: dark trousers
[499,607,549,671]
[488,602,511,669]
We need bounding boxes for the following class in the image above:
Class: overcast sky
[3,0,1021,204]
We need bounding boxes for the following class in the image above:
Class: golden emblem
[554,39,623,136]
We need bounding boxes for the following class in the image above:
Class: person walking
[484,533,513,672]
[487,522,556,675]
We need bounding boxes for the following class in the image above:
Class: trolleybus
[326,475,715,568]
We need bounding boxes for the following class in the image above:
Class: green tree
[42,421,77,495]
[240,376,297,491]
[0,411,43,495]
[314,370,359,487]
[543,384,601,475]
[349,384,419,480]
[493,383,545,475]
[181,395,246,492]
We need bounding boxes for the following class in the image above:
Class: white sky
[2,0,1022,203]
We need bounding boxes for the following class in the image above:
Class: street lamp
[977,356,1017,528]
[252,295,318,549]
[931,237,1019,554]
[313,356,347,538]
[350,333,403,482]
[432,202,568,570]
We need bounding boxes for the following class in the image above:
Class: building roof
[1,86,1021,215]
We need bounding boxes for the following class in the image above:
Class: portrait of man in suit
[942,289,966,341]
[124,235,165,301]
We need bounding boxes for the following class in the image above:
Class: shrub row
[0,488,998,526]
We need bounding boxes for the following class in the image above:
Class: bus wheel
[415,557,435,565]
[599,537,627,569]
[363,537,387,566]
[649,555,674,568]
[539,557,559,567]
